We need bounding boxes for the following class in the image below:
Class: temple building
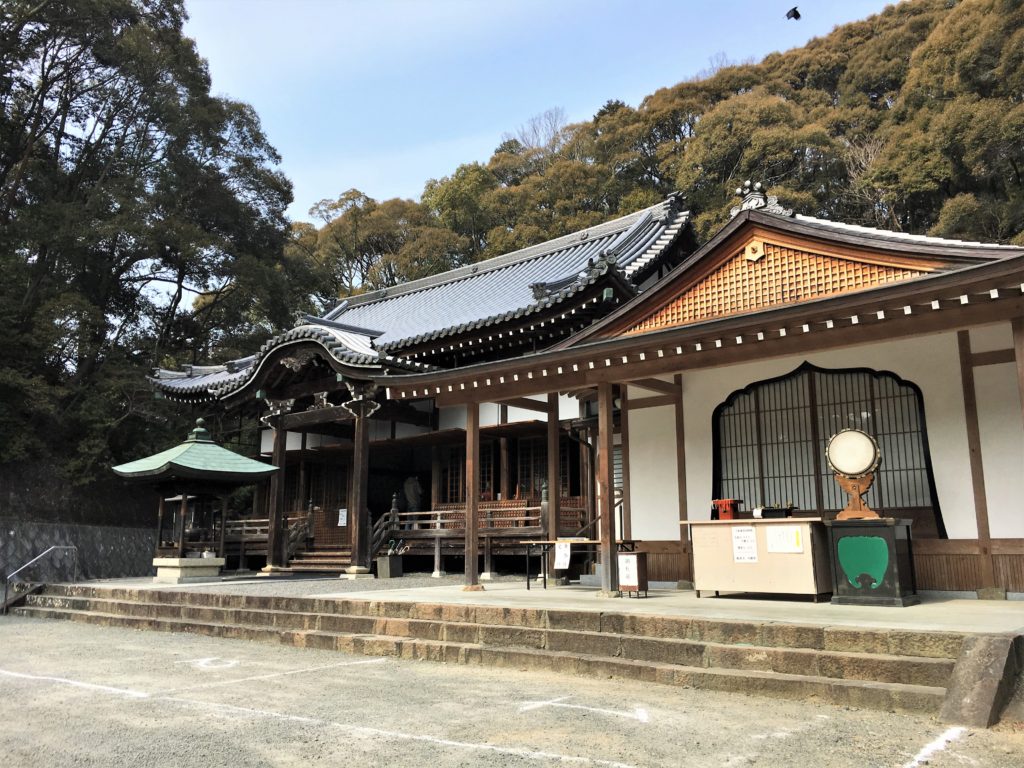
[155,185,1024,598]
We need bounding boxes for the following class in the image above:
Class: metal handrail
[2,545,78,615]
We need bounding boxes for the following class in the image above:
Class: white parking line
[520,696,650,722]
[902,726,967,768]
[1,667,636,767]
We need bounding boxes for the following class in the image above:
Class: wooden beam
[430,445,441,510]
[971,348,1014,367]
[279,405,352,430]
[957,331,996,589]
[499,438,510,502]
[597,382,618,595]
[464,403,482,589]
[627,378,678,396]
[625,394,678,410]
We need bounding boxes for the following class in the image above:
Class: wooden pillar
[176,492,187,558]
[546,393,561,536]
[298,431,309,511]
[581,428,594,528]
[431,445,441,509]
[619,387,631,540]
[347,405,371,573]
[673,373,693,586]
[957,331,997,592]
[265,423,287,569]
[597,382,618,595]
[464,402,482,589]
[155,494,166,557]
[499,405,510,501]
[218,495,228,558]
[1012,319,1024,439]
[432,534,445,578]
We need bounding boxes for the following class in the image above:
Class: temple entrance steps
[14,584,971,717]
[285,546,352,573]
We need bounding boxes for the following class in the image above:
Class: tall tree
[0,0,293,482]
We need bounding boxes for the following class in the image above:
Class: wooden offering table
[682,518,831,600]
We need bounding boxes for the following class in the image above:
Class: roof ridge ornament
[186,418,214,443]
[730,180,793,218]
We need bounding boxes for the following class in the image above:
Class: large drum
[826,428,880,479]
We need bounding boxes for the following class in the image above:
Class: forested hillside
[1,0,1022,518]
[300,0,1024,302]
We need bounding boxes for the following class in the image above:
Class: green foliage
[0,0,295,486]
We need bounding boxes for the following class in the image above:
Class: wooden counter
[681,518,831,599]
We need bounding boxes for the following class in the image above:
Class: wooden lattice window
[713,363,945,537]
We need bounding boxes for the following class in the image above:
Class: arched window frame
[711,361,946,537]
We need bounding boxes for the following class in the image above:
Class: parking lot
[2,615,1022,767]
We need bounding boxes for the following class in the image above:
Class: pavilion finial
[187,418,213,442]
[730,180,793,218]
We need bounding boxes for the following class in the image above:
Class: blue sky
[183,0,897,223]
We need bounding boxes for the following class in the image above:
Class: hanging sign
[731,526,758,563]
[766,525,804,554]
[337,508,348,527]
[554,542,572,570]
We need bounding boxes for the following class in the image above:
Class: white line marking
[161,658,386,694]
[173,657,240,670]
[2,667,634,767]
[0,669,149,699]
[902,726,967,768]
[520,697,649,722]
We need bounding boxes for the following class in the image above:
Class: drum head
[826,429,879,477]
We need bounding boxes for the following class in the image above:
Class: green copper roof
[112,419,277,483]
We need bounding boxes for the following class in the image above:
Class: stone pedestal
[824,518,919,606]
[376,555,403,579]
[152,557,225,584]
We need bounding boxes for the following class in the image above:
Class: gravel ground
[2,615,1023,768]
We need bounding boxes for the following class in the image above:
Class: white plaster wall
[625,401,680,539]
[678,331,979,538]
[974,362,1024,538]
[969,322,1013,353]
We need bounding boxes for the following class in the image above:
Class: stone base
[595,590,622,599]
[152,557,225,584]
[431,570,447,578]
[462,584,485,591]
[340,566,374,581]
[977,587,1008,601]
[479,571,496,581]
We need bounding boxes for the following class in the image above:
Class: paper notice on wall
[337,508,348,527]
[731,526,758,563]
[554,542,571,570]
[766,525,804,554]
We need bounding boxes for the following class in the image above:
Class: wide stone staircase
[12,584,970,716]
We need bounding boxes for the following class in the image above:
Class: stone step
[14,605,945,715]
[38,585,967,660]
[23,593,954,688]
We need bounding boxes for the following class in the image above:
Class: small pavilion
[113,418,278,582]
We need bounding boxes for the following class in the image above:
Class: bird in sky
[786,7,801,20]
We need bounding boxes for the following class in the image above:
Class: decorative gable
[624,238,930,336]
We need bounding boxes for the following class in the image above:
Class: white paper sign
[554,542,571,570]
[618,553,639,590]
[731,526,758,563]
[337,508,348,527]
[766,525,804,554]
